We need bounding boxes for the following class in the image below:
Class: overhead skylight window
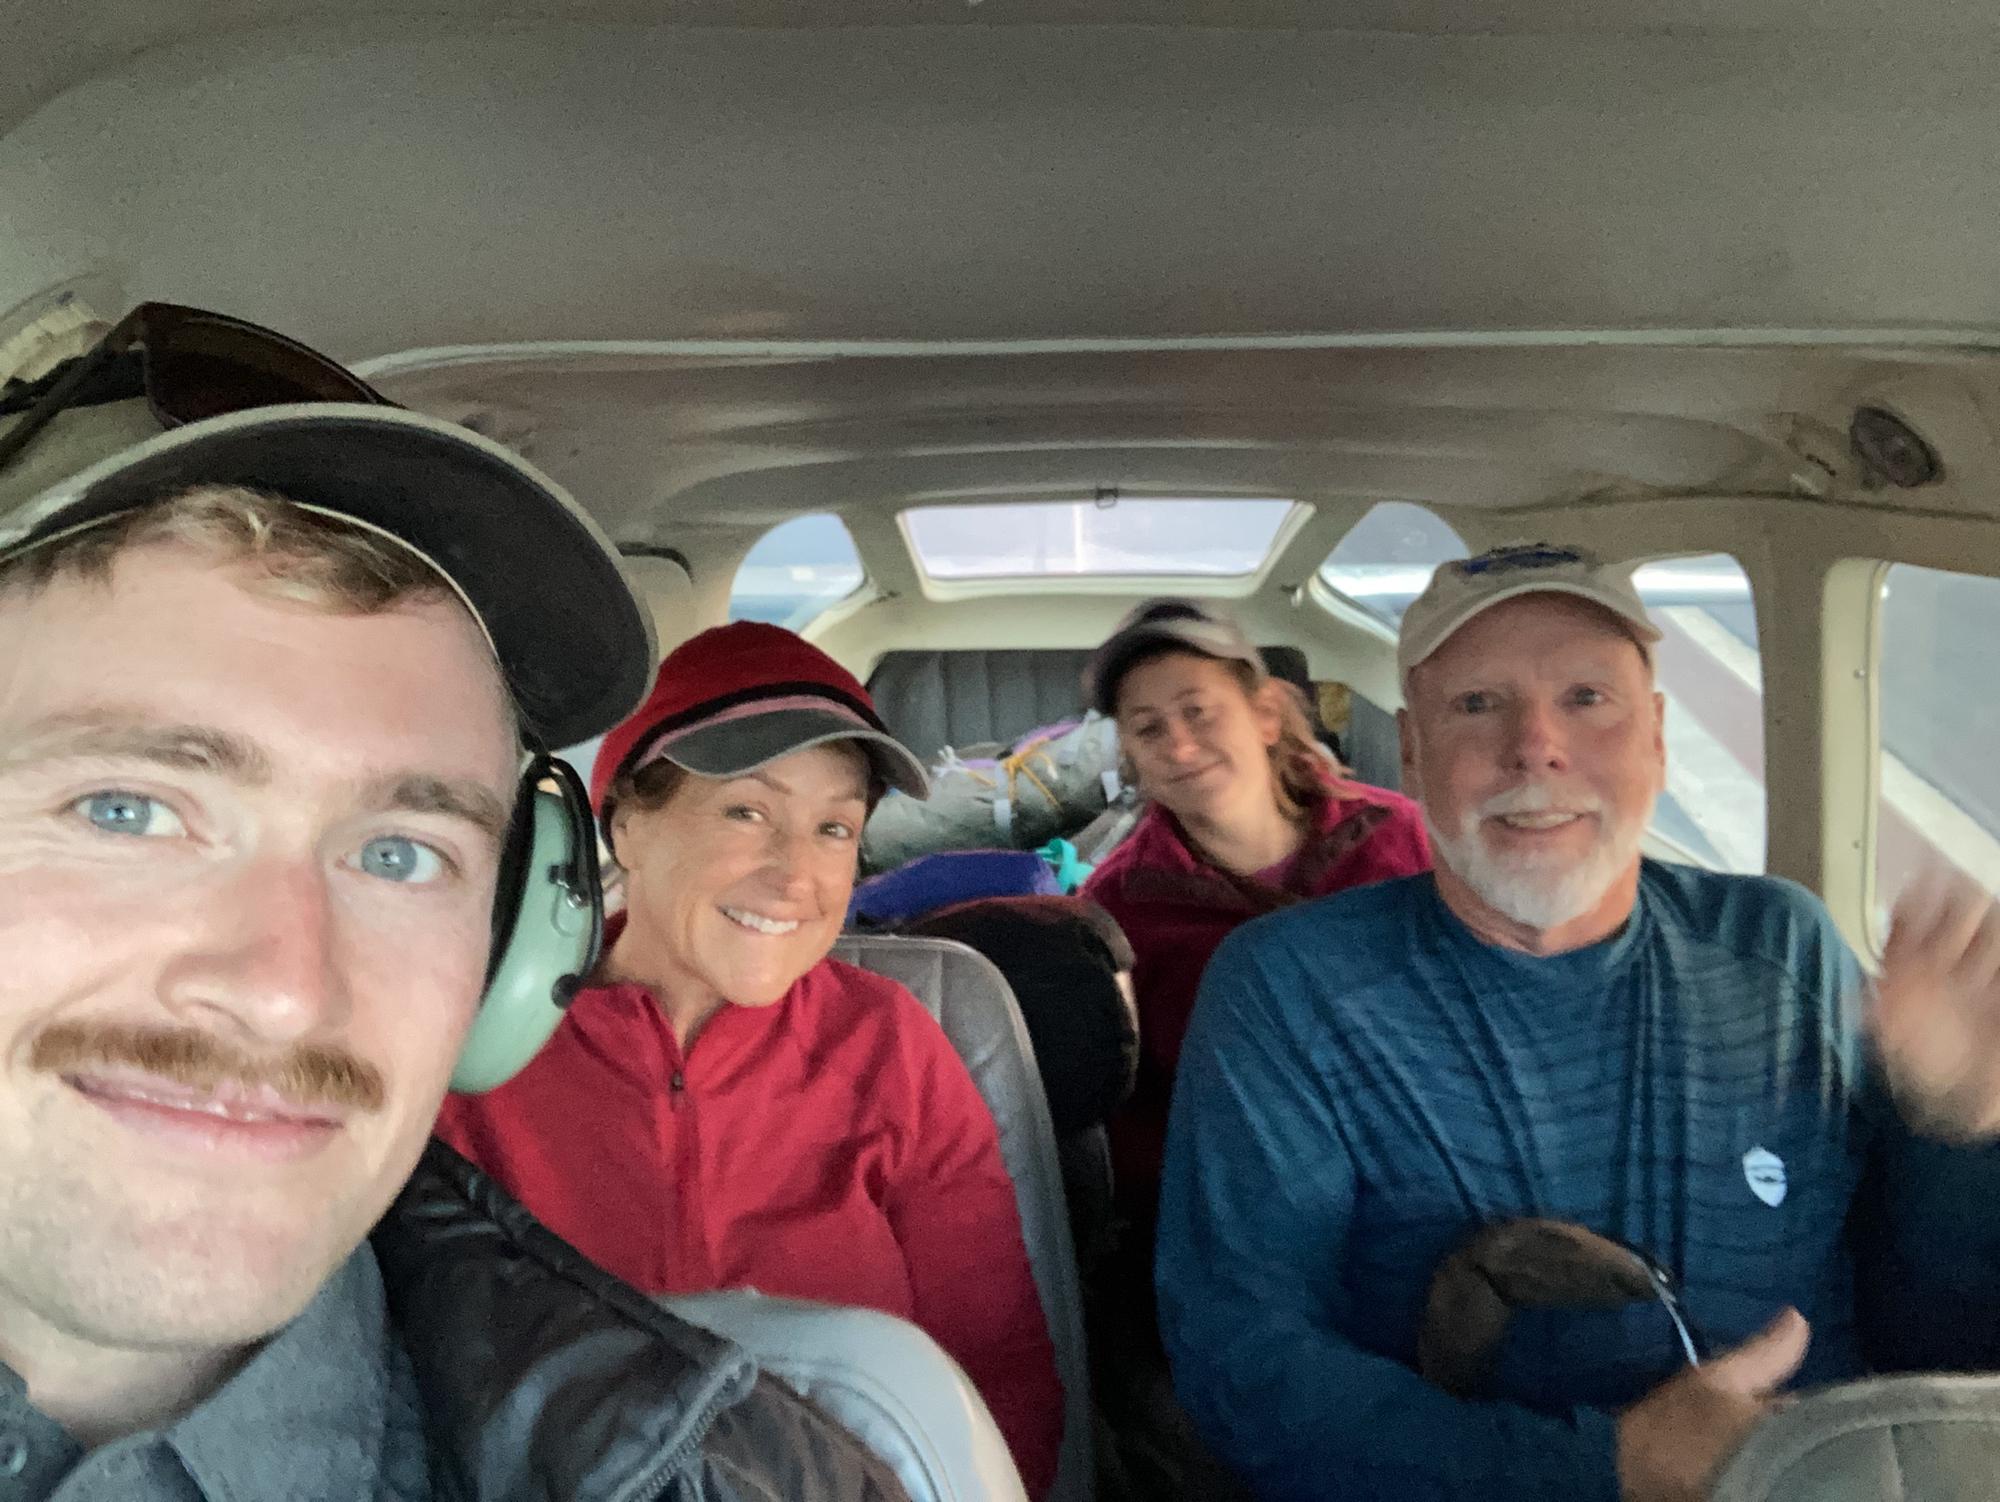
[904,498,1297,579]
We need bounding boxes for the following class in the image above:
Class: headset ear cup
[451,766,601,1093]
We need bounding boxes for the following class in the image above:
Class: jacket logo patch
[1743,1146,1787,1208]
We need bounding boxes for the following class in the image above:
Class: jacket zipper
[620,1358,757,1502]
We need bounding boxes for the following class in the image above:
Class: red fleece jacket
[1082,778,1432,1210]
[436,955,1063,1498]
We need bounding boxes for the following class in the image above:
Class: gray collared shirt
[0,1248,421,1502]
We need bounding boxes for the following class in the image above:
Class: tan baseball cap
[1397,543,1661,681]
[1083,597,1266,715]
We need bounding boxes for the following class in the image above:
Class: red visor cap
[590,621,930,823]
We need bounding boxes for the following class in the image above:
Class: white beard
[1427,781,1649,933]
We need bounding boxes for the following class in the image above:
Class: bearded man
[1154,544,2000,1502]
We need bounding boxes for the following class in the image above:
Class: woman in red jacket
[437,622,1063,1499]
[1080,599,1433,1227]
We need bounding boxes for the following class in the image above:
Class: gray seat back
[1343,692,1404,790]
[866,649,1095,764]
[868,646,1391,790]
[1711,1373,2000,1502]
[831,933,1094,1502]
[664,1290,1027,1502]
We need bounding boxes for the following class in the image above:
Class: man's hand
[1616,1309,1809,1502]
[1872,871,2000,1142]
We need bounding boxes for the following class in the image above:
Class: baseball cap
[0,301,654,749]
[591,621,930,824]
[1082,597,1267,715]
[1396,543,1662,682]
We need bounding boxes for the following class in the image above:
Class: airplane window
[1873,562,2000,930]
[1316,502,1468,625]
[1636,554,1766,875]
[903,497,1296,578]
[728,514,865,629]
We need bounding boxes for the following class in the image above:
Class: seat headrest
[902,896,1138,1137]
[1713,1372,2000,1502]
[1258,644,1313,697]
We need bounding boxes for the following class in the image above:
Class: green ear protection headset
[450,751,604,1092]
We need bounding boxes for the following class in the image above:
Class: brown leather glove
[1417,1218,1670,1400]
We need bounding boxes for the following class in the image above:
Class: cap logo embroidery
[1743,1146,1787,1208]
[1455,544,1587,577]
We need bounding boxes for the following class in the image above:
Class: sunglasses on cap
[0,301,389,473]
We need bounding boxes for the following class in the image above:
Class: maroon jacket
[1082,778,1432,1208]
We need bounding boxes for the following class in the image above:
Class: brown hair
[1261,669,1350,821]
[0,484,452,613]
[603,758,690,837]
[1114,643,1348,825]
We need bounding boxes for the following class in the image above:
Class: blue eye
[354,836,445,884]
[1456,691,1494,715]
[76,792,185,838]
[1571,686,1607,707]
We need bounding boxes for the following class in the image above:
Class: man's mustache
[32,1021,386,1113]
[1477,781,1605,819]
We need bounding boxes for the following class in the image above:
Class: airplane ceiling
[5,5,2000,534]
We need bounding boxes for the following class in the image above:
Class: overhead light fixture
[1849,405,1942,489]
